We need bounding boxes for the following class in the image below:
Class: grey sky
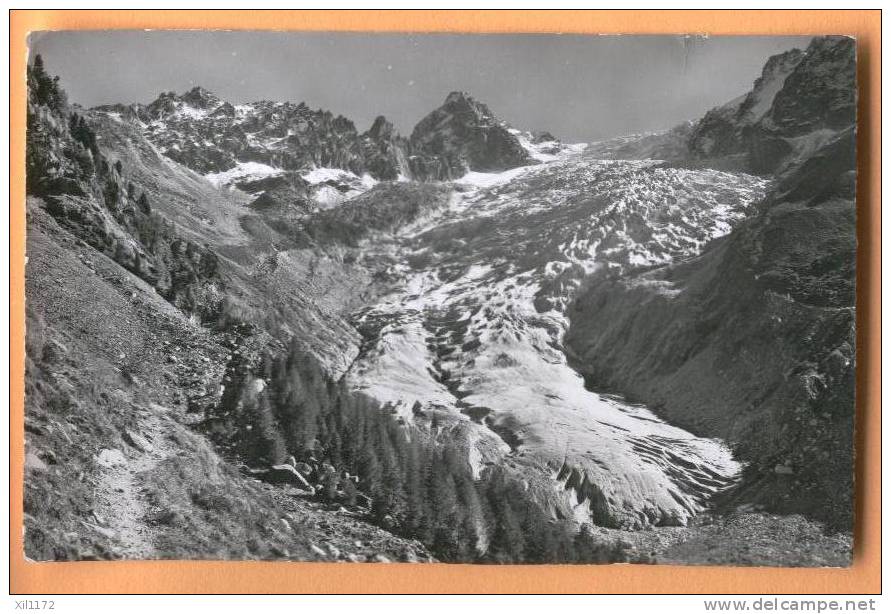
[29,31,811,142]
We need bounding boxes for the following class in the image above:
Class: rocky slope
[24,58,432,561]
[747,36,857,173]
[565,36,856,531]
[687,47,805,163]
[25,200,431,562]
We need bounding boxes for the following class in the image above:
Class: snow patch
[457,166,532,189]
[204,161,283,188]
[174,103,211,120]
[302,167,378,208]
[302,167,357,185]
[514,130,587,163]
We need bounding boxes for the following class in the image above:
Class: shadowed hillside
[566,36,856,532]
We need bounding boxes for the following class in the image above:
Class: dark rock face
[178,86,222,110]
[587,47,804,168]
[748,36,856,173]
[360,116,410,181]
[530,131,556,144]
[241,172,314,216]
[765,37,857,136]
[565,35,857,531]
[776,126,856,205]
[408,91,532,179]
[688,48,805,161]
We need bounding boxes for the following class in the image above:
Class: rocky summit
[23,36,855,565]
[407,91,534,179]
[95,88,559,214]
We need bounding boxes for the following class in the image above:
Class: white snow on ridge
[301,167,378,209]
[511,128,588,163]
[457,166,532,189]
[457,131,587,189]
[204,161,283,188]
[302,167,346,184]
[203,162,379,204]
[313,185,350,209]
[302,166,374,187]
[100,111,124,123]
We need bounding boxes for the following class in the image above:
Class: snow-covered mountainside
[346,146,769,528]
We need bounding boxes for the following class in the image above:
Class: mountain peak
[408,90,531,176]
[444,90,473,104]
[366,115,396,139]
[180,86,222,109]
[761,47,805,77]
[441,90,494,119]
[762,35,856,138]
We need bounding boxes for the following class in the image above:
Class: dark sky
[29,31,810,142]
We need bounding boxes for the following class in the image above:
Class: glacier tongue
[349,149,770,529]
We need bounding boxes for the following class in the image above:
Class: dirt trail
[92,403,174,558]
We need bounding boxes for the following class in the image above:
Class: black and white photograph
[23,31,856,566]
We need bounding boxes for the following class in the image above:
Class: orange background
[9,10,881,594]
